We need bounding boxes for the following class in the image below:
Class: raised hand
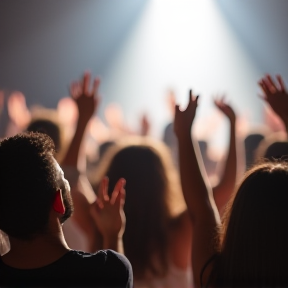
[7,91,31,129]
[259,74,288,126]
[174,89,199,138]
[91,177,126,240]
[140,114,150,136]
[214,96,236,124]
[70,71,100,123]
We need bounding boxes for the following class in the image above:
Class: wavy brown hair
[211,162,288,287]
[93,137,185,279]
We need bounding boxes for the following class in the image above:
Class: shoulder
[0,250,133,288]
[69,250,133,287]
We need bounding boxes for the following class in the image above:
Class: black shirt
[0,249,133,288]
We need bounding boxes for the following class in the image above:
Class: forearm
[177,131,217,222]
[61,117,88,167]
[213,120,237,210]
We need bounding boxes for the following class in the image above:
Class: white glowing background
[102,0,262,150]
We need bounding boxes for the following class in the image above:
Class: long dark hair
[93,137,185,279]
[212,162,288,287]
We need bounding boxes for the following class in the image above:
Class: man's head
[26,118,62,152]
[0,132,73,240]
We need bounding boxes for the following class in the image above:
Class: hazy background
[1,0,288,144]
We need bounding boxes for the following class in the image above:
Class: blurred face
[53,158,74,223]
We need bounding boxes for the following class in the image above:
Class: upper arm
[71,188,103,252]
[169,211,192,270]
[191,208,218,287]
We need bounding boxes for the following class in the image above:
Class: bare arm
[212,98,237,214]
[174,90,220,287]
[61,72,102,252]
[61,72,100,167]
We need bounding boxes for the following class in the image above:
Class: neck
[1,221,70,269]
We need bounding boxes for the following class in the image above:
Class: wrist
[103,235,122,251]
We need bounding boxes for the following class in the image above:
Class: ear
[53,189,65,215]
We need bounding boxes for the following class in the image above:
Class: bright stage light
[102,0,262,150]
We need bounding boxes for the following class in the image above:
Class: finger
[92,77,101,97]
[120,188,126,206]
[70,82,78,98]
[189,89,193,102]
[175,104,180,114]
[110,178,126,205]
[265,74,277,92]
[75,82,82,96]
[276,75,286,93]
[258,80,270,96]
[95,197,104,209]
[102,177,109,201]
[98,177,109,202]
[115,187,126,209]
[258,93,267,101]
[115,189,122,208]
[83,71,91,95]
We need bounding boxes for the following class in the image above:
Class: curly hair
[0,132,59,240]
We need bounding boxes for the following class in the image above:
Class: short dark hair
[0,132,58,240]
[27,119,61,152]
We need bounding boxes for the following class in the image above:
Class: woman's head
[216,162,288,286]
[94,137,185,278]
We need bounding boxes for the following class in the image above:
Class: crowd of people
[0,71,288,287]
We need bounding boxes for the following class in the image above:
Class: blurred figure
[198,140,217,178]
[255,131,288,161]
[244,132,265,169]
[163,89,178,167]
[92,137,192,288]
[0,133,132,287]
[176,75,288,287]
[25,72,102,253]
[140,114,151,136]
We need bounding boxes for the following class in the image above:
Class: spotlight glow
[103,0,261,149]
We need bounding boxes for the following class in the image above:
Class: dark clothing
[0,249,133,288]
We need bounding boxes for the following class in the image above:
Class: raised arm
[61,72,101,252]
[212,98,237,214]
[259,74,288,134]
[62,71,100,167]
[174,90,220,287]
[90,177,126,253]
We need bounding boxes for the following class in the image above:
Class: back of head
[215,162,288,286]
[27,119,61,152]
[264,141,288,161]
[95,137,185,279]
[244,133,264,169]
[0,133,58,240]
